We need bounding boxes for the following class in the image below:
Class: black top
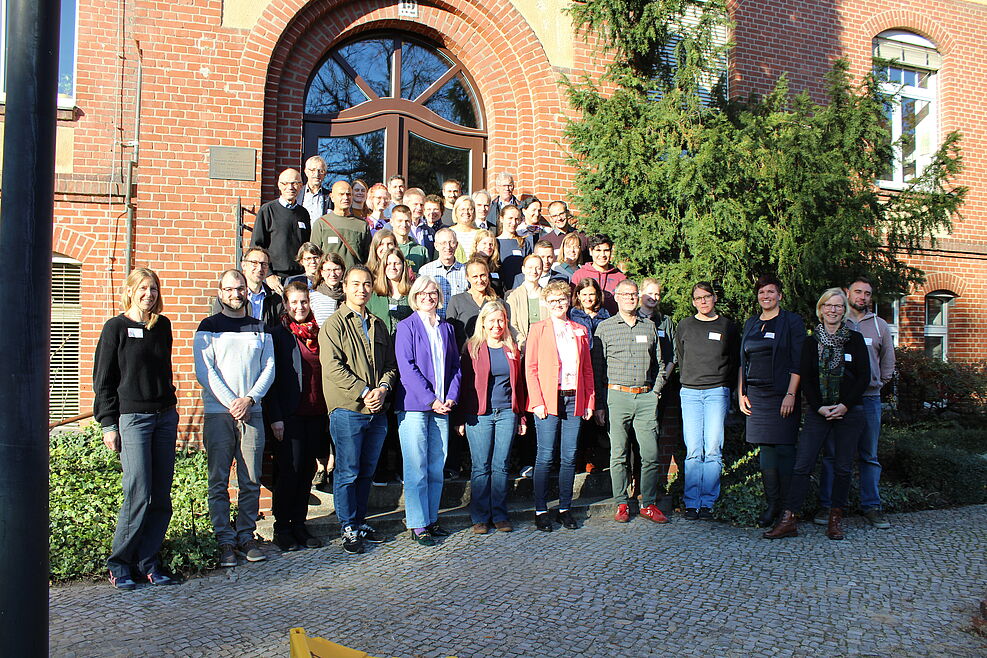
[446,292,487,348]
[739,309,806,396]
[92,314,177,428]
[800,330,871,410]
[251,200,311,276]
[675,315,740,389]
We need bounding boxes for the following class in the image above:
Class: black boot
[757,469,780,528]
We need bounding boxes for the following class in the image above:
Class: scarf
[285,313,319,353]
[815,321,851,405]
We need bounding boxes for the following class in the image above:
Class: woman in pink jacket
[525,280,595,532]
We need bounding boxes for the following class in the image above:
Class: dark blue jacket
[739,308,806,396]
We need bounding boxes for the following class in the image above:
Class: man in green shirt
[311,181,370,268]
[390,205,429,273]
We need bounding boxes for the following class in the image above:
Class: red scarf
[285,314,319,353]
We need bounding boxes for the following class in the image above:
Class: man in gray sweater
[194,270,276,566]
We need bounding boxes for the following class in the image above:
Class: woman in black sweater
[92,267,178,589]
[764,288,870,541]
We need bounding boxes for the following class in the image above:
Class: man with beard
[194,269,276,567]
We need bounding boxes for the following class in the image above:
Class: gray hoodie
[847,311,895,397]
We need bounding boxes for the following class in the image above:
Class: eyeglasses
[242,259,269,268]
[301,256,320,262]
[304,168,326,174]
[546,298,568,306]
[693,294,714,303]
[822,303,845,311]
[616,292,638,298]
[417,290,439,298]
[221,286,247,294]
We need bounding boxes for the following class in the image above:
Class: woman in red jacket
[525,280,595,532]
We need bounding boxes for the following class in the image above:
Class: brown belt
[607,384,651,394]
[559,389,577,397]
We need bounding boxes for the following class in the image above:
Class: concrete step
[255,471,674,542]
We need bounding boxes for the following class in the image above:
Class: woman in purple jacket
[394,275,462,546]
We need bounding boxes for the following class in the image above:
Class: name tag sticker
[327,236,340,244]
[573,327,586,337]
[765,332,775,339]
[127,328,144,338]
[844,353,853,362]
[864,337,874,346]
[506,350,518,360]
[635,335,648,344]
[657,330,666,337]
[298,221,307,229]
[708,332,722,341]
[512,250,523,256]
[388,304,398,311]
[490,273,500,279]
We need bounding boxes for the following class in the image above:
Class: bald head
[331,180,352,214]
[278,168,303,203]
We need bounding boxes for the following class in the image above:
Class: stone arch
[919,271,966,297]
[52,226,97,264]
[859,12,955,56]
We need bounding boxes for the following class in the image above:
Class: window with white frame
[873,31,940,187]
[875,298,901,347]
[0,0,78,107]
[923,291,955,361]
[51,254,82,423]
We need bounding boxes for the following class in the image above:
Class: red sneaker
[614,503,630,523]
[640,504,670,524]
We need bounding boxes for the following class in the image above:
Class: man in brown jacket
[319,265,397,554]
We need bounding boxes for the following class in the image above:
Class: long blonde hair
[121,267,163,329]
[373,247,412,297]
[466,300,517,360]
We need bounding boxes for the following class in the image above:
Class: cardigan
[506,284,549,347]
[739,308,806,397]
[393,312,462,412]
[800,329,872,411]
[458,342,527,416]
[524,318,595,417]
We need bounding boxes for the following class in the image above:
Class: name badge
[765,332,775,339]
[327,236,340,244]
[657,330,666,337]
[573,327,586,337]
[127,328,144,338]
[389,304,398,311]
[844,353,853,362]
[708,332,721,341]
[506,350,518,360]
[297,221,307,229]
[864,337,874,346]
[490,273,500,279]
[512,250,523,256]
[635,334,648,344]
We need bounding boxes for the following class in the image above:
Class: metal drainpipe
[124,56,142,273]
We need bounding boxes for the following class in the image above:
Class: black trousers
[272,414,328,532]
[786,405,865,513]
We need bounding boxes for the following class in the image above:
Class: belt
[559,389,577,397]
[607,384,651,394]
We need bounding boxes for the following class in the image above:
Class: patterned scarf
[815,321,851,405]
[285,313,319,354]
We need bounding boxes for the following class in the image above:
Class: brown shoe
[493,521,513,533]
[471,522,489,535]
[762,510,798,539]
[826,507,845,540]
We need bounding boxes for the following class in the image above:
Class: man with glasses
[537,201,584,255]
[252,168,311,291]
[418,228,468,319]
[194,269,276,567]
[311,180,371,269]
[485,172,520,227]
[299,156,330,223]
[592,279,669,525]
[210,246,283,327]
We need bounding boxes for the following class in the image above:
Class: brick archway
[241,0,568,200]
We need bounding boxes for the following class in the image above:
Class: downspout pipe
[123,56,142,274]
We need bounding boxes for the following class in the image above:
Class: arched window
[873,31,941,187]
[303,34,486,196]
[924,290,955,361]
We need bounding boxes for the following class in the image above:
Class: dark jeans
[272,414,328,533]
[533,392,581,512]
[465,409,517,524]
[786,405,865,513]
[107,407,178,579]
[331,409,388,530]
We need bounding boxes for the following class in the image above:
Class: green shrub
[50,424,218,582]
[892,349,987,423]
[881,423,987,506]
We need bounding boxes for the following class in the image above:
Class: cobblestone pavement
[51,505,987,657]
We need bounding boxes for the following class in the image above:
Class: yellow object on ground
[289,628,380,658]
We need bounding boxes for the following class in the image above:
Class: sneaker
[294,525,323,549]
[614,503,630,523]
[863,508,891,529]
[411,529,436,546]
[813,508,830,526]
[640,504,670,524]
[519,465,534,479]
[426,523,450,538]
[683,508,699,521]
[342,527,365,554]
[108,572,137,591]
[698,507,714,520]
[274,531,299,552]
[146,568,178,586]
[359,523,385,544]
[218,543,237,567]
[239,539,267,562]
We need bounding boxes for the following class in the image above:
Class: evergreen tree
[563,0,965,320]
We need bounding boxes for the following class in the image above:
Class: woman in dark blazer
[739,274,806,528]
[394,275,462,546]
[265,281,329,552]
[764,288,870,540]
[458,300,527,534]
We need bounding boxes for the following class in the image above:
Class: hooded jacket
[847,311,896,397]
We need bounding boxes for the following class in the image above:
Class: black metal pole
[0,0,60,652]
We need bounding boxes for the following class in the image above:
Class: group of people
[91,164,896,590]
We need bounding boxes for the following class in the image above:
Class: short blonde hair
[815,287,847,323]
[407,274,444,312]
[541,280,572,302]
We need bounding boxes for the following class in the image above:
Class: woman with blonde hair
[366,246,413,334]
[458,301,527,533]
[366,228,397,276]
[506,254,548,347]
[93,267,179,589]
[551,232,584,281]
[472,229,503,295]
[450,195,482,262]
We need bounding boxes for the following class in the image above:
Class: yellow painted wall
[222,0,268,30]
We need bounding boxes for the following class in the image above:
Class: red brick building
[10,0,984,430]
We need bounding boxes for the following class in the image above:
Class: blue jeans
[107,407,178,579]
[819,395,882,510]
[397,410,449,529]
[680,386,730,509]
[203,412,266,546]
[465,409,517,524]
[331,409,388,530]
[533,393,581,512]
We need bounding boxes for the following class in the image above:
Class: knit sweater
[674,315,740,389]
[193,313,275,415]
[310,212,371,268]
[251,200,311,276]
[92,314,177,428]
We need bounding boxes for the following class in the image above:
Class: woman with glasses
[674,283,739,520]
[285,242,323,290]
[764,288,870,541]
[394,276,461,546]
[309,253,346,327]
[525,280,595,531]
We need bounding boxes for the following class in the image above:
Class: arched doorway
[302,34,486,195]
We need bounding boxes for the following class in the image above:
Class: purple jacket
[394,311,462,412]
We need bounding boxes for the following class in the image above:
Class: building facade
[3,0,983,429]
